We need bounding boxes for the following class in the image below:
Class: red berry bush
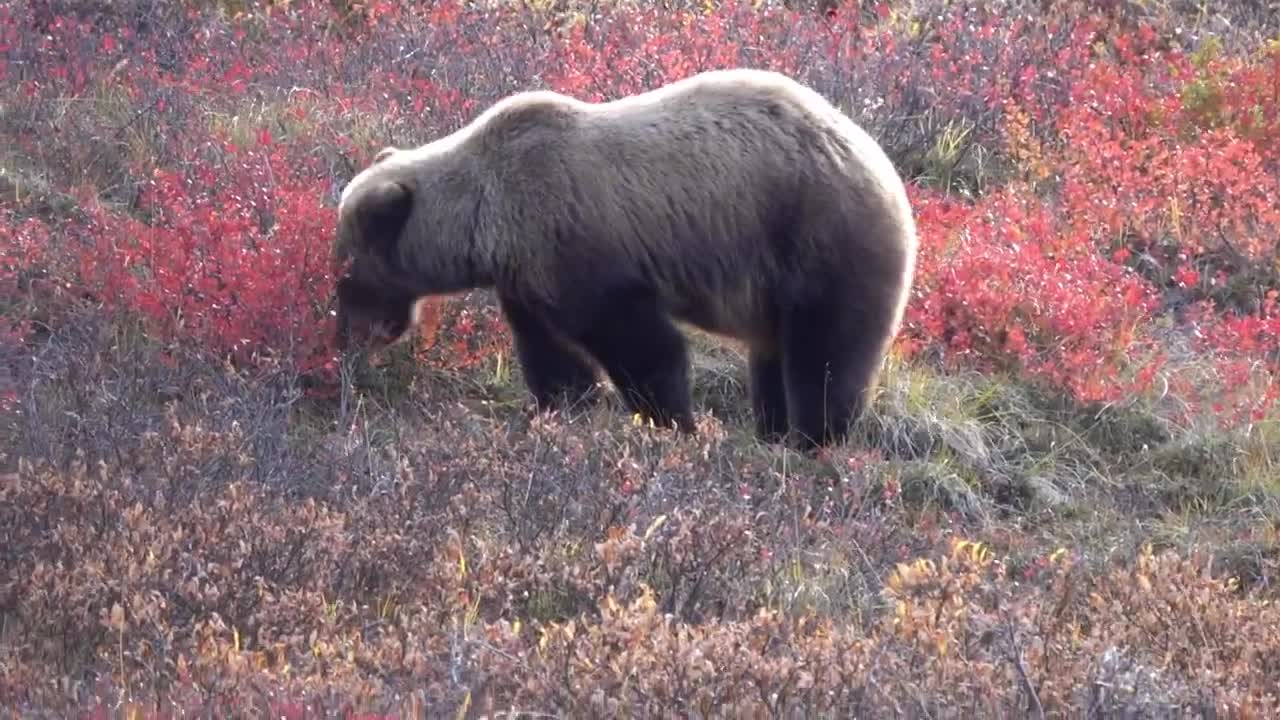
[75,148,338,373]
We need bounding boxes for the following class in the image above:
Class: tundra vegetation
[2,0,1280,716]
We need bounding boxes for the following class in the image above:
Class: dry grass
[4,304,1280,716]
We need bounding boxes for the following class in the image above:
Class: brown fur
[334,68,917,449]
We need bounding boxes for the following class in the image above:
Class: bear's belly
[665,286,773,348]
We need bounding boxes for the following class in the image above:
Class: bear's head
[333,273,422,351]
[332,148,420,351]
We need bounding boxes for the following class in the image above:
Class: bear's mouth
[333,275,418,352]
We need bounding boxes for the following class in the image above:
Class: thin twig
[1004,613,1046,720]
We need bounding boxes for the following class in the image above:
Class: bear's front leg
[748,347,789,443]
[569,287,696,434]
[498,294,601,413]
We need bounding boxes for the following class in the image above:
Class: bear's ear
[373,146,398,164]
[354,180,414,257]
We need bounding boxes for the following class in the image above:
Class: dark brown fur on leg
[570,288,696,434]
[749,347,789,443]
[780,294,891,450]
[497,294,601,413]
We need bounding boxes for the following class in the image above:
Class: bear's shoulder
[473,90,585,142]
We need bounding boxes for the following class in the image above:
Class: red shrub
[74,144,339,375]
[1043,35,1280,419]
[1055,54,1280,300]
[904,186,1166,403]
[0,209,52,306]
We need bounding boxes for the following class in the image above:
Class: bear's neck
[401,243,493,296]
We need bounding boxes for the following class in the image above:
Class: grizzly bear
[333,68,917,450]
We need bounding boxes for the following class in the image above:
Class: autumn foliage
[5,0,1280,417]
[3,0,1280,716]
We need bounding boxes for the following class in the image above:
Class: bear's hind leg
[573,289,696,433]
[781,300,891,450]
[749,347,789,443]
[499,294,601,412]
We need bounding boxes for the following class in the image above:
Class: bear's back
[461,70,913,344]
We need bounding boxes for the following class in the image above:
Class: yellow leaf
[644,514,668,542]
[454,691,472,720]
